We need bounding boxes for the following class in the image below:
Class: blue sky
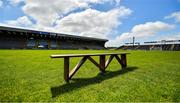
[0,0,180,47]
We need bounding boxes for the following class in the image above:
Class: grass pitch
[0,50,179,102]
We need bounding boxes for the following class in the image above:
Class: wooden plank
[69,56,88,79]
[105,55,114,69]
[100,55,105,72]
[51,53,130,58]
[87,56,102,69]
[114,54,127,69]
[64,57,69,82]
[114,55,123,65]
[121,54,127,69]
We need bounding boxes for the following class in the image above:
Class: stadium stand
[117,40,180,51]
[0,26,108,49]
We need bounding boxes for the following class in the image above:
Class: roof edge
[0,26,108,42]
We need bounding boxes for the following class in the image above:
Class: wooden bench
[50,53,130,82]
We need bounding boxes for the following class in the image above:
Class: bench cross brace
[63,54,127,82]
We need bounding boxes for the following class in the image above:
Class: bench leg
[121,54,127,69]
[64,57,69,82]
[100,55,105,73]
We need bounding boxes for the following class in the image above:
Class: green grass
[0,50,179,102]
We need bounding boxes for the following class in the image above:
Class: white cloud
[106,21,175,47]
[1,0,131,40]
[22,0,122,26]
[131,21,175,37]
[54,7,132,38]
[22,0,89,26]
[165,11,180,22]
[77,0,121,5]
[8,0,25,6]
[10,6,131,39]
[6,16,33,27]
[158,33,180,40]
[0,0,3,8]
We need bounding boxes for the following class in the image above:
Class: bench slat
[51,53,130,58]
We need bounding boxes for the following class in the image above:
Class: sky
[0,0,180,47]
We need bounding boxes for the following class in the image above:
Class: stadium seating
[27,39,36,48]
[118,44,180,51]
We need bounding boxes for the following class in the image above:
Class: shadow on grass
[51,66,138,98]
